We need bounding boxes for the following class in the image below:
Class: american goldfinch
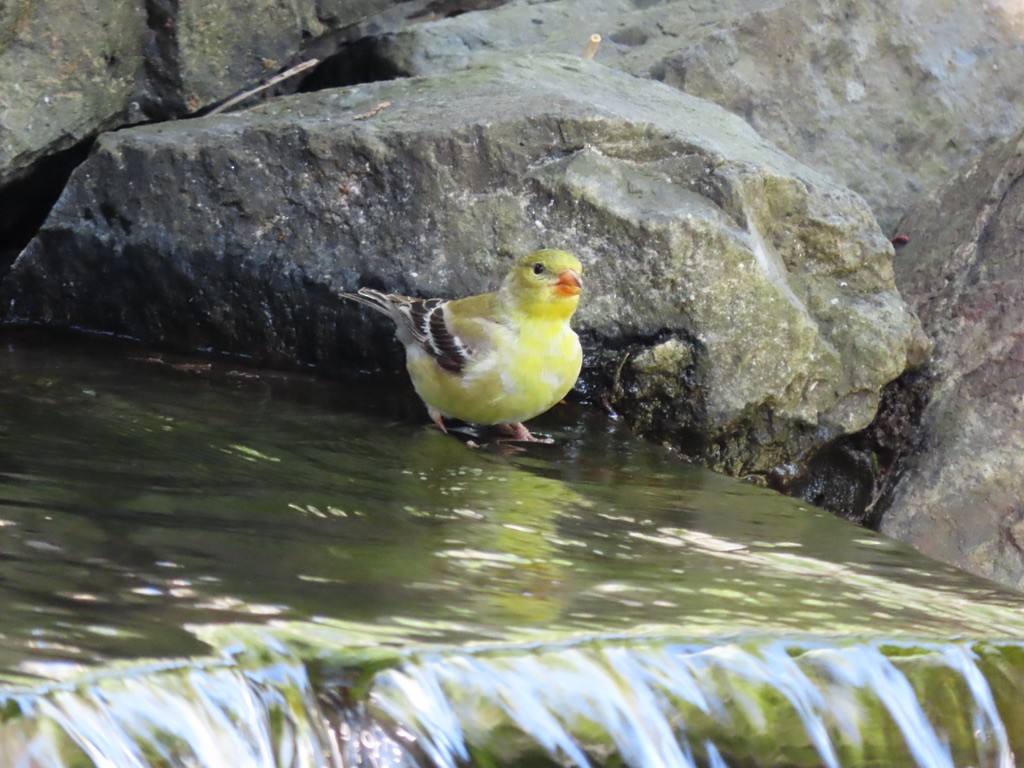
[341,249,583,441]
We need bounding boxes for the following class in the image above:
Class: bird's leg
[503,422,533,441]
[497,422,553,443]
[429,409,448,434]
[428,410,483,448]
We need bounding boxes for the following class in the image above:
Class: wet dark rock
[771,369,932,527]
[771,446,875,525]
[2,55,924,476]
[881,129,1024,590]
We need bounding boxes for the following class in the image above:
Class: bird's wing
[342,288,493,375]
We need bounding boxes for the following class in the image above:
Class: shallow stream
[1,330,1023,766]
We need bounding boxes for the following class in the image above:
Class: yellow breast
[406,319,582,426]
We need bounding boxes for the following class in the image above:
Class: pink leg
[498,423,552,443]
[430,410,448,434]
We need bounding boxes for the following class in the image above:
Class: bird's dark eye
[533,262,545,275]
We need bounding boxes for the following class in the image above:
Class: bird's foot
[497,422,553,444]
[428,415,483,448]
[430,411,448,434]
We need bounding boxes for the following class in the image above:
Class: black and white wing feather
[341,288,473,374]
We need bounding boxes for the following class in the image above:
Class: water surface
[3,330,1024,766]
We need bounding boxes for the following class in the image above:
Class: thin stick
[583,34,601,59]
[353,101,391,121]
[206,58,321,116]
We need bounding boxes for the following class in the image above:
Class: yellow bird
[341,249,583,441]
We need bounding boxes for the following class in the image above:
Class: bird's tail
[338,288,398,318]
[340,287,435,350]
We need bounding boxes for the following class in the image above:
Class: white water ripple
[366,638,1019,768]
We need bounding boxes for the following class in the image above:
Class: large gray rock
[0,0,147,185]
[0,0,396,272]
[371,0,1024,231]
[882,130,1024,590]
[2,55,925,474]
[0,0,393,186]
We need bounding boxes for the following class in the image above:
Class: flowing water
[1,329,1024,767]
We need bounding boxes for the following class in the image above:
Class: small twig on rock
[600,395,619,419]
[611,350,631,395]
[583,34,602,59]
[354,101,392,121]
[601,350,631,418]
[206,58,320,116]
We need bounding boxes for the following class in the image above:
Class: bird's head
[501,249,583,321]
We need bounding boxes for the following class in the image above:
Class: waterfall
[0,657,330,767]
[4,633,1019,767]
[357,637,1019,768]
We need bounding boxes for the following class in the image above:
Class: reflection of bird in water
[341,250,583,442]
[399,427,592,629]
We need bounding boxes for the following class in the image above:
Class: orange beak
[554,269,582,298]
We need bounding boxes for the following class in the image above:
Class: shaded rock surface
[0,0,147,186]
[2,55,924,475]
[770,368,932,526]
[0,0,392,185]
[882,130,1024,591]
[368,0,1024,231]
[0,0,146,266]
[0,0,394,269]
